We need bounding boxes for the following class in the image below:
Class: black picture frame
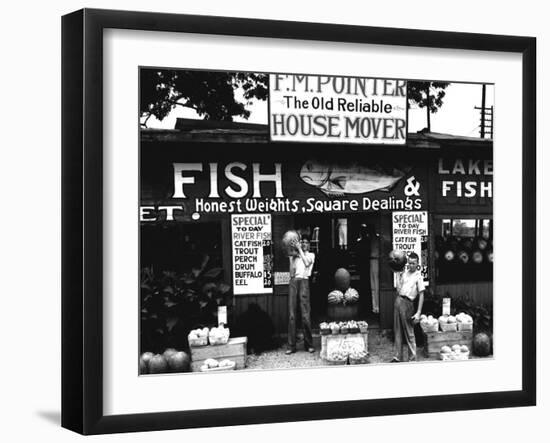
[62,8,536,435]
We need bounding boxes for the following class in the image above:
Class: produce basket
[208,336,229,346]
[320,328,331,335]
[208,326,230,345]
[188,336,208,347]
[457,322,473,332]
[421,322,439,333]
[200,361,236,372]
[440,351,469,361]
[340,327,349,334]
[439,321,457,332]
[331,327,340,335]
[348,327,360,334]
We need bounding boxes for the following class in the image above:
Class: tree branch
[140,113,152,128]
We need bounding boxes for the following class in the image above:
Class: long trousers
[288,278,313,350]
[393,295,417,361]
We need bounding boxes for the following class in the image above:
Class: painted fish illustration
[300,160,407,197]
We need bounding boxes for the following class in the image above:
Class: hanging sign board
[392,211,429,282]
[269,74,407,144]
[231,214,273,295]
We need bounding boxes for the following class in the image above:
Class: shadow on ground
[36,410,61,426]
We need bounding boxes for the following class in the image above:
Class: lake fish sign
[269,74,407,144]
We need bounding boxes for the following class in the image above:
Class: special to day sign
[269,74,407,144]
[392,211,429,281]
[231,214,273,295]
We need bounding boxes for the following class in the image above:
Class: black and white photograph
[138,68,494,375]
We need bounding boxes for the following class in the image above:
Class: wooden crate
[423,331,473,358]
[190,336,247,372]
[321,332,368,359]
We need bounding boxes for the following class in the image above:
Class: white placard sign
[392,211,429,281]
[269,74,407,144]
[231,214,273,295]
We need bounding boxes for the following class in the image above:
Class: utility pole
[480,84,486,138]
[475,84,493,139]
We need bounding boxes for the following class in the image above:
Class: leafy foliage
[140,69,268,126]
[140,266,232,353]
[407,81,450,113]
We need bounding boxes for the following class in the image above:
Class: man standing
[391,252,425,362]
[286,235,316,354]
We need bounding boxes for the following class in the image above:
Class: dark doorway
[294,213,381,328]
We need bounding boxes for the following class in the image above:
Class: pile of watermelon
[139,348,191,375]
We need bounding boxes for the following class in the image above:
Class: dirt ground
[246,329,432,370]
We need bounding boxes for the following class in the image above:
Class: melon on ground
[472,332,492,357]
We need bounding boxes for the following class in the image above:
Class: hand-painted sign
[436,157,493,207]
[269,74,407,144]
[139,160,426,220]
[231,214,273,295]
[392,211,429,282]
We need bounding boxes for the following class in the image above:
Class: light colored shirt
[291,252,315,279]
[397,269,425,301]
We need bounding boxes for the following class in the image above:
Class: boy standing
[286,235,316,354]
[392,252,425,362]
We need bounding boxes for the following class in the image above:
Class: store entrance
[294,213,381,328]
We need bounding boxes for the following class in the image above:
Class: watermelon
[282,230,300,256]
[162,348,178,361]
[167,351,191,373]
[148,354,169,374]
[343,288,359,304]
[334,268,351,291]
[328,290,344,305]
[139,356,148,375]
[472,332,492,356]
[388,250,407,272]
